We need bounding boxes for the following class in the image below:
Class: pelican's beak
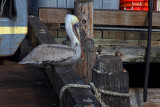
[73,22,84,59]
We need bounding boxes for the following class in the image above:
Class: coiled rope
[60,82,130,106]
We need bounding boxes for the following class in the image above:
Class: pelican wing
[19,44,76,64]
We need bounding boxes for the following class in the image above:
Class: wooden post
[74,0,95,83]
[92,55,130,107]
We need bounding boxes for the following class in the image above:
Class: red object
[120,0,148,2]
[120,6,149,11]
[120,2,148,7]
[120,0,148,11]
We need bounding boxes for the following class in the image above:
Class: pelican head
[65,14,80,47]
[65,14,84,59]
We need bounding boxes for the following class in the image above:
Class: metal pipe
[61,26,160,32]
[94,26,160,32]
[143,0,152,102]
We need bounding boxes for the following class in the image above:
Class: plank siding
[29,0,119,11]
[39,9,160,26]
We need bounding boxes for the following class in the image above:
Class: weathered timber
[99,46,160,63]
[130,88,160,107]
[94,39,160,46]
[28,16,57,47]
[39,8,160,26]
[94,30,102,39]
[74,0,96,83]
[28,15,102,106]
[92,55,130,107]
[103,30,160,41]
[74,0,93,39]
[0,60,59,107]
[46,65,101,107]
[39,9,73,24]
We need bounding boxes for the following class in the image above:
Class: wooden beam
[99,46,160,63]
[39,9,73,24]
[46,66,101,106]
[28,16,57,47]
[39,8,160,26]
[74,0,95,83]
[94,39,160,46]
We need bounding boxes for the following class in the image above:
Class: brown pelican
[19,14,83,65]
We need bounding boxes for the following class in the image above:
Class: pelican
[19,14,83,65]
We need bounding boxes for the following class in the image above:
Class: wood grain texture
[74,1,95,83]
[28,16,57,47]
[46,65,101,107]
[0,60,59,107]
[39,9,160,26]
[98,46,160,63]
[92,55,130,107]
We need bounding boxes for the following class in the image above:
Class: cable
[143,0,152,102]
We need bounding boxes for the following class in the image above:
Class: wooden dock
[0,60,59,107]
[130,88,160,107]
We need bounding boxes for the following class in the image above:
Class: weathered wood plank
[28,16,57,47]
[94,39,160,46]
[103,30,160,41]
[46,66,101,106]
[39,8,160,26]
[98,46,160,63]
[130,88,160,107]
[93,10,160,26]
[0,60,59,107]
[74,0,95,83]
[39,9,73,24]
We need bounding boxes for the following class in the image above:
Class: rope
[0,0,7,16]
[59,82,131,106]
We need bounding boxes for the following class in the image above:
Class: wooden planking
[39,9,73,24]
[0,60,59,107]
[94,39,160,46]
[93,10,148,26]
[130,88,160,107]
[94,10,160,26]
[98,46,160,62]
[39,8,160,26]
[102,30,160,41]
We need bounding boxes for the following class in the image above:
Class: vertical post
[74,0,95,83]
[144,0,152,102]
[92,55,130,107]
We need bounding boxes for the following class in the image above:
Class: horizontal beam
[39,8,160,26]
[99,46,160,63]
[46,66,101,106]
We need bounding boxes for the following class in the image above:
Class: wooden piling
[92,55,130,107]
[74,0,95,83]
